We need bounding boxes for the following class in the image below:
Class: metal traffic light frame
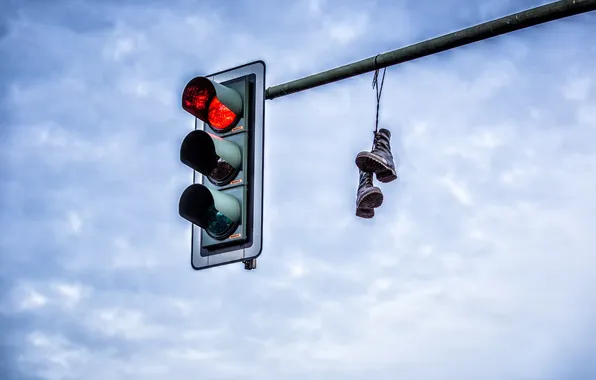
[189,60,265,271]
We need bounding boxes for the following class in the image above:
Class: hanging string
[371,56,386,149]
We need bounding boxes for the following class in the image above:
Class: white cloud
[563,76,592,101]
[67,212,83,234]
[18,288,48,310]
[52,282,85,308]
[441,176,475,206]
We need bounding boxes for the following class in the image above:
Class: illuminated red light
[182,79,239,132]
[208,97,237,131]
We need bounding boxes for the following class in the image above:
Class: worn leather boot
[355,128,397,183]
[356,170,383,218]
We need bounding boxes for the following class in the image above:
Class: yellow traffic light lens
[208,158,237,186]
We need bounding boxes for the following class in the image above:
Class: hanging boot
[356,170,383,218]
[355,128,397,183]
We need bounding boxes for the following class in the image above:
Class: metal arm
[265,0,596,100]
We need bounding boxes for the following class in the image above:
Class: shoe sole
[355,152,397,183]
[356,187,384,209]
[356,208,374,219]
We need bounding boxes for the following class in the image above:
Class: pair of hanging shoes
[355,128,397,218]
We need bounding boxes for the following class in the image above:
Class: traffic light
[179,61,265,271]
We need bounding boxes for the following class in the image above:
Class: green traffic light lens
[205,204,236,239]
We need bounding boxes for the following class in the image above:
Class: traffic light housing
[179,61,265,271]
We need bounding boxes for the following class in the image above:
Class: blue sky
[1,0,596,379]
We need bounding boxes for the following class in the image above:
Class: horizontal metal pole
[266,0,596,100]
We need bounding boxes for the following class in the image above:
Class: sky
[1,0,596,379]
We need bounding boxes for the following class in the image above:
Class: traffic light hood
[182,77,243,132]
[180,130,242,186]
[179,184,241,239]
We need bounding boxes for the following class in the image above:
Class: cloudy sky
[2,0,596,379]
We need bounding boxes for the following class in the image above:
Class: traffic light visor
[179,184,241,240]
[180,130,242,186]
[182,77,243,132]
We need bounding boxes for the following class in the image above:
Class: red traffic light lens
[208,97,237,131]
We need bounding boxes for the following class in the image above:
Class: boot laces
[371,131,379,151]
